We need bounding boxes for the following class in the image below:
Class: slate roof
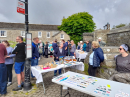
[0,22,60,31]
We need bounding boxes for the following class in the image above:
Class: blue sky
[0,0,130,29]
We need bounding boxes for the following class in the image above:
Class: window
[0,31,7,37]
[60,34,64,39]
[46,32,50,38]
[0,40,3,43]
[21,31,25,37]
[38,32,42,37]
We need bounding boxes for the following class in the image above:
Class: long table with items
[75,50,88,61]
[31,61,84,94]
[52,71,130,97]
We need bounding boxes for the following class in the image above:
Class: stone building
[0,22,70,43]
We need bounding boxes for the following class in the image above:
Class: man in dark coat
[45,42,48,58]
[52,39,58,52]
[86,40,91,52]
[12,36,26,91]
[31,37,39,79]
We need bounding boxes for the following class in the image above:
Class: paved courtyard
[4,56,93,97]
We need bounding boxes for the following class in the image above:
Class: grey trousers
[109,72,130,84]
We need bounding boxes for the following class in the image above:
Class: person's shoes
[1,94,7,97]
[7,82,12,87]
[21,84,24,87]
[12,86,22,91]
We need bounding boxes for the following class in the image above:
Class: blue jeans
[54,69,62,76]
[6,64,13,82]
[54,60,62,76]
[70,52,74,56]
[31,58,38,78]
[42,48,44,56]
[0,63,7,94]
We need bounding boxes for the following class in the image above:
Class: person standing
[54,42,66,76]
[45,42,49,58]
[88,41,104,76]
[12,36,26,91]
[52,39,58,52]
[86,40,91,52]
[31,37,39,79]
[98,37,106,47]
[80,41,83,50]
[42,42,45,56]
[68,40,71,56]
[82,42,87,51]
[38,40,43,60]
[65,40,69,56]
[70,40,76,56]
[49,42,53,57]
[77,42,80,50]
[2,40,15,87]
[62,40,67,56]
[0,43,7,96]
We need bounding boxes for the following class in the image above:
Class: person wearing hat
[80,41,83,50]
[110,44,130,84]
[98,37,106,47]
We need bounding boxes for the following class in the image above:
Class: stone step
[100,60,116,68]
[104,53,119,60]
[101,46,119,54]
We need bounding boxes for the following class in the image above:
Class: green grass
[84,63,89,75]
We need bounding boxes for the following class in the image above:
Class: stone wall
[83,33,94,42]
[107,25,130,46]
[83,29,110,43]
[0,29,70,43]
[95,29,110,42]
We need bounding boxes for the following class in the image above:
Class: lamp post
[23,0,32,91]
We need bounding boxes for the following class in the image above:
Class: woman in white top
[80,41,83,50]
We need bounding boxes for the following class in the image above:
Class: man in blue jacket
[54,42,66,76]
[31,37,39,79]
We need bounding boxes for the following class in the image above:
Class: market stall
[52,71,130,97]
[75,50,88,61]
[31,57,84,93]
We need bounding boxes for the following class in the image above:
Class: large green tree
[58,12,96,44]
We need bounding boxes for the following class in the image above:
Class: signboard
[26,33,32,59]
[17,0,25,14]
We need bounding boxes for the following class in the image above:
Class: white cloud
[105,8,110,13]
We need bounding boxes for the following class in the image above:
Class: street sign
[17,0,25,14]
[26,33,32,59]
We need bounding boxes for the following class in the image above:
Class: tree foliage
[58,12,96,44]
[116,23,126,28]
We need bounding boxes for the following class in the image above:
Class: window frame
[46,32,50,38]
[21,31,25,37]
[60,34,64,39]
[0,30,7,37]
[38,31,42,38]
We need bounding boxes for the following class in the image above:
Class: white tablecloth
[75,50,88,60]
[52,71,130,97]
[31,62,84,84]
